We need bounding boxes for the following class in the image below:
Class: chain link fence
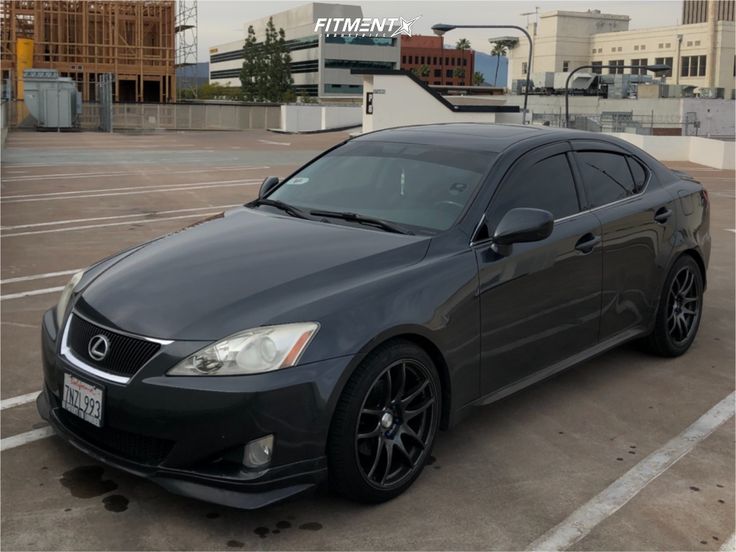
[531,110,701,136]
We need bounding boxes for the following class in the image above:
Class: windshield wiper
[310,210,414,235]
[248,198,314,220]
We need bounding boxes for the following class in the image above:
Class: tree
[490,40,514,86]
[453,67,466,81]
[240,25,260,101]
[240,18,293,102]
[473,71,485,86]
[455,38,471,51]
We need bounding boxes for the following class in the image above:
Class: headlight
[56,270,85,328]
[167,322,319,376]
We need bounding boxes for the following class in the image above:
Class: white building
[209,3,400,99]
[508,0,735,98]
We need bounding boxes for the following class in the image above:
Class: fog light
[243,434,274,468]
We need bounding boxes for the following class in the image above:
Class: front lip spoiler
[37,390,326,510]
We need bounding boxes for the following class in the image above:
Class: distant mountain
[474,51,508,87]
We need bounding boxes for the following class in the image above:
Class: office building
[209,3,400,99]
[400,35,474,86]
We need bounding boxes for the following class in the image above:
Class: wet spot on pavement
[64,508,71,512]
[206,512,220,519]
[700,540,708,545]
[716,484,724,488]
[254,527,269,539]
[60,466,118,498]
[718,499,725,504]
[690,486,700,492]
[558,431,564,435]
[616,457,624,461]
[41,466,48,470]
[275,520,291,530]
[628,451,636,455]
[629,445,636,449]
[299,522,322,531]
[227,540,244,548]
[713,536,719,541]
[102,494,129,512]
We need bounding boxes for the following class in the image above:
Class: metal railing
[532,111,702,136]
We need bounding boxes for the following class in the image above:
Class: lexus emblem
[88,334,110,361]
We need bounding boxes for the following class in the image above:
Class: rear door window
[576,151,638,208]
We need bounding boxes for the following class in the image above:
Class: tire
[327,340,441,503]
[643,255,704,357]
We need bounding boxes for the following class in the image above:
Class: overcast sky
[196,0,682,60]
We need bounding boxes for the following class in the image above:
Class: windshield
[268,141,494,232]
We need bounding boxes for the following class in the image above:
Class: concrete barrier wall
[609,132,736,170]
[279,104,362,132]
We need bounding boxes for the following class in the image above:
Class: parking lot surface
[1,129,734,551]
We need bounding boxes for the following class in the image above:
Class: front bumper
[38,308,352,509]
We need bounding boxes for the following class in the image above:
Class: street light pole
[564,63,671,128]
[432,23,533,124]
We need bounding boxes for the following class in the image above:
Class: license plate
[62,373,104,427]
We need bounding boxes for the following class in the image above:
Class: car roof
[353,123,617,153]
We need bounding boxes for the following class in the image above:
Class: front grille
[67,315,161,377]
[57,409,174,465]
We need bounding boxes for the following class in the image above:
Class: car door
[475,143,603,396]
[569,142,677,341]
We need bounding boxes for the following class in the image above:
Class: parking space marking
[258,139,291,146]
[527,391,736,551]
[2,165,268,183]
[726,229,736,234]
[0,427,54,452]
[720,533,735,551]
[1,180,260,204]
[1,286,64,301]
[1,269,81,284]
[1,204,239,231]
[1,178,261,201]
[0,391,40,411]
[1,212,222,238]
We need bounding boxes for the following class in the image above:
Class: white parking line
[0,286,64,301]
[0,427,55,452]
[258,139,291,146]
[1,204,239,231]
[1,180,260,204]
[0,391,41,410]
[1,269,81,284]
[726,229,736,234]
[1,178,260,200]
[720,533,735,551]
[527,391,735,551]
[2,165,268,183]
[1,211,221,238]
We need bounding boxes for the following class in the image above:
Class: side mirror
[259,176,280,198]
[493,208,554,247]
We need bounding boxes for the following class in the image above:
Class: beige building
[508,0,736,98]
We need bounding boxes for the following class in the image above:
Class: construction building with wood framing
[1,0,177,103]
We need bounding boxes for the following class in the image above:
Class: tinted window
[489,154,580,228]
[269,141,494,232]
[576,152,637,208]
[627,157,648,192]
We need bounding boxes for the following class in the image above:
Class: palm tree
[455,38,471,51]
[490,40,512,86]
[473,71,485,86]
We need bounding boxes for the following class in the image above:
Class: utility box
[22,69,81,129]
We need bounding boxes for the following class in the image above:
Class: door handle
[654,207,672,224]
[575,233,601,254]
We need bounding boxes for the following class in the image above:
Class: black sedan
[38,124,710,509]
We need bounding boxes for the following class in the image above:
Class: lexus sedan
[38,124,710,509]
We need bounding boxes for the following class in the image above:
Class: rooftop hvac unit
[22,69,81,130]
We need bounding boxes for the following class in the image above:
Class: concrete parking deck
[1,129,733,551]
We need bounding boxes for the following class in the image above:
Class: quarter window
[576,152,639,208]
[489,154,580,228]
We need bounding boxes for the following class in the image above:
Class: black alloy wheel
[328,340,440,503]
[666,264,700,345]
[644,255,704,357]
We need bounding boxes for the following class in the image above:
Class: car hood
[76,208,430,340]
